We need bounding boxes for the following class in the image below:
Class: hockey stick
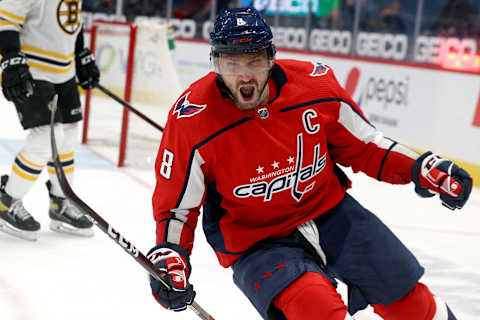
[49,95,214,320]
[95,83,164,132]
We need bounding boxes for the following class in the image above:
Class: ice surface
[0,94,479,320]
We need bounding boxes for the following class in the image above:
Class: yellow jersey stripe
[0,20,21,31]
[18,153,44,169]
[0,9,25,23]
[28,60,74,74]
[12,165,38,181]
[21,45,74,61]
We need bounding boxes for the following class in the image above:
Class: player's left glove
[75,48,100,89]
[412,151,472,210]
[0,51,34,104]
[147,243,196,311]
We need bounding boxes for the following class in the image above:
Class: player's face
[218,51,272,110]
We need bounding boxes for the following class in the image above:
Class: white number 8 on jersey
[160,149,174,179]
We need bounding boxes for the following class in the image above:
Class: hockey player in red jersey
[147,7,473,320]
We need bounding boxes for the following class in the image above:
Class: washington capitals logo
[233,133,327,202]
[173,92,206,119]
[310,62,330,77]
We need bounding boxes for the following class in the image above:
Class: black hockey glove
[0,51,34,104]
[147,243,195,312]
[75,48,100,89]
[412,151,473,210]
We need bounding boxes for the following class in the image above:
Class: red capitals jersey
[152,60,419,268]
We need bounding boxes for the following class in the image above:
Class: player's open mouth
[239,86,255,101]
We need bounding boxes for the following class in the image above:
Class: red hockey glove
[147,243,195,311]
[412,151,472,210]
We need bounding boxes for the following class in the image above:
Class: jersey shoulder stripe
[0,8,26,24]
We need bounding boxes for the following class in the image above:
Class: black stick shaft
[49,96,214,320]
[96,84,164,132]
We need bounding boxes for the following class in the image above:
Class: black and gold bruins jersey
[0,0,82,83]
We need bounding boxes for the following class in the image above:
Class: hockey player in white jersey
[0,0,100,240]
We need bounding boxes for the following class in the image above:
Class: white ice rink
[1,93,479,320]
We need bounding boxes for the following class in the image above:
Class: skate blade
[49,220,94,237]
[0,219,38,241]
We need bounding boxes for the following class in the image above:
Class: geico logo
[356,32,408,61]
[309,29,352,54]
[414,36,477,64]
[169,18,196,39]
[365,76,409,107]
[202,21,214,40]
[272,27,306,50]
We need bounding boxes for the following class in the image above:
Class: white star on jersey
[256,166,264,174]
[287,156,295,164]
[272,161,279,169]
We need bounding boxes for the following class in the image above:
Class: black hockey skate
[0,175,40,241]
[46,181,94,237]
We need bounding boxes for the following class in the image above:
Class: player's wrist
[148,242,192,274]
[0,30,21,56]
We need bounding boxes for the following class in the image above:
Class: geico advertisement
[162,17,478,70]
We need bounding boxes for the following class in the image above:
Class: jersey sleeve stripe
[163,150,205,245]
[176,150,206,209]
[0,19,21,31]
[166,219,186,244]
[0,9,25,24]
[390,143,420,160]
[338,101,386,146]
